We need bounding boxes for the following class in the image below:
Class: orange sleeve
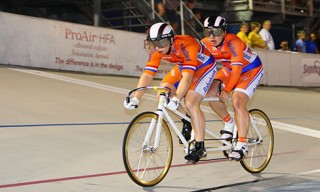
[229,37,245,64]
[224,65,242,93]
[144,48,162,76]
[180,40,199,74]
[223,37,246,93]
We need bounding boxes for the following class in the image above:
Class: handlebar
[126,86,172,105]
[127,86,172,97]
[126,85,223,103]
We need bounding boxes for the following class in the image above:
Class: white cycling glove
[124,97,139,110]
[166,96,180,111]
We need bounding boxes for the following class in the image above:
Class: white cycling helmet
[204,16,227,29]
[147,22,174,48]
[203,16,227,37]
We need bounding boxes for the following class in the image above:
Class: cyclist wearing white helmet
[124,22,217,163]
[201,16,264,161]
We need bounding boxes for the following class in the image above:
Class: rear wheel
[240,109,274,173]
[122,112,173,186]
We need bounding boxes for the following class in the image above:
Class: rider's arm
[224,65,242,93]
[224,38,245,93]
[174,71,193,101]
[133,48,161,99]
[133,73,154,99]
[174,41,197,100]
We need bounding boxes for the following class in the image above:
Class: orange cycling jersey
[201,33,262,93]
[144,35,215,76]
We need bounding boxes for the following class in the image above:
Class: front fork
[142,92,166,151]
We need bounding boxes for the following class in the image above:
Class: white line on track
[271,121,320,139]
[299,169,320,175]
[11,67,320,139]
[11,67,158,100]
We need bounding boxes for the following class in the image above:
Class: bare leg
[232,91,250,139]
[183,90,208,163]
[228,91,250,160]
[184,90,205,141]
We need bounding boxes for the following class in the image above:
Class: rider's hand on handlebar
[124,97,139,110]
[165,96,180,111]
[218,90,229,102]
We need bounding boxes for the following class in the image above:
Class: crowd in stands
[286,29,320,54]
[236,20,319,54]
[234,18,320,54]
[153,0,320,54]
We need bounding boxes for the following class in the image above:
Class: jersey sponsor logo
[228,41,237,57]
[244,47,257,62]
[180,43,191,61]
[197,53,210,63]
[244,52,251,60]
[202,70,215,93]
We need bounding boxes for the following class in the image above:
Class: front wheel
[122,111,173,187]
[240,109,274,173]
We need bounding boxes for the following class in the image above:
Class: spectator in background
[146,0,168,27]
[183,0,197,35]
[305,32,319,54]
[193,8,203,34]
[248,21,267,49]
[278,40,291,51]
[164,0,180,33]
[259,20,275,50]
[237,22,252,47]
[294,30,306,53]
[154,0,167,21]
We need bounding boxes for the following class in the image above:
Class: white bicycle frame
[137,87,262,154]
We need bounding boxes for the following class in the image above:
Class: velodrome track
[0,65,320,192]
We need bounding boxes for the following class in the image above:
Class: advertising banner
[302,58,320,85]
[0,12,173,79]
[0,12,319,87]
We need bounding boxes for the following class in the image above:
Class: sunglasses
[203,28,225,37]
[148,38,171,48]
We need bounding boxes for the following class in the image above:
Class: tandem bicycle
[122,86,274,187]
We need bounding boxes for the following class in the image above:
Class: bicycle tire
[122,111,173,187]
[240,109,274,173]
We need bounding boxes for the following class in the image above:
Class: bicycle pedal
[185,160,198,164]
[228,157,242,161]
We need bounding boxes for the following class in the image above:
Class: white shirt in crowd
[259,28,275,50]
